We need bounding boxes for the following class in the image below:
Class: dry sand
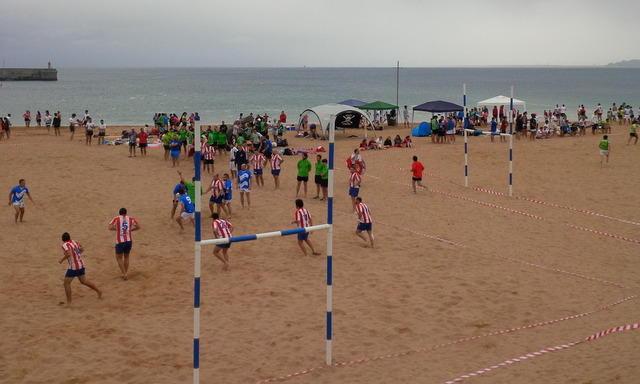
[1,124,639,384]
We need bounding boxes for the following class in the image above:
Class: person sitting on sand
[291,199,320,256]
[393,135,402,147]
[383,136,393,148]
[403,135,413,148]
[367,138,377,150]
[375,136,383,149]
[359,139,368,150]
[59,232,102,304]
[212,212,233,271]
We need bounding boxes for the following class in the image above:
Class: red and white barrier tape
[255,297,636,384]
[443,322,640,384]
[473,186,640,227]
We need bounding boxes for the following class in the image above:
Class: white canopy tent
[298,103,374,138]
[477,95,526,112]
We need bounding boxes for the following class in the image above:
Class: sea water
[1,67,638,124]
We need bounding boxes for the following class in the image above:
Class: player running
[354,197,374,248]
[8,179,35,223]
[410,155,425,193]
[108,207,140,280]
[270,150,284,189]
[291,199,320,256]
[212,212,233,271]
[222,173,233,218]
[58,232,102,304]
[175,188,195,231]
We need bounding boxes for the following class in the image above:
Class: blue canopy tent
[411,100,465,128]
[338,99,368,107]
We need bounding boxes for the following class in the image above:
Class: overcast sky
[1,0,639,67]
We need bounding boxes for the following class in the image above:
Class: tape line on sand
[255,297,637,384]
[473,186,640,227]
[443,322,640,384]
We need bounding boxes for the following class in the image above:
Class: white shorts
[229,162,237,171]
[12,201,25,208]
[181,212,194,220]
[239,187,250,193]
[599,149,609,156]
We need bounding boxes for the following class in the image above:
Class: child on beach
[59,232,102,304]
[222,173,233,218]
[628,120,638,145]
[270,150,283,189]
[410,156,425,193]
[599,135,610,167]
[138,126,149,156]
[354,197,374,248]
[212,212,233,271]
[170,135,181,167]
[238,164,252,209]
[314,154,323,199]
[291,199,320,256]
[98,119,106,144]
[108,207,140,280]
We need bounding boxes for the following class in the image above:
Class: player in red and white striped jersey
[108,207,141,280]
[250,151,266,187]
[58,232,102,304]
[202,141,216,174]
[212,212,233,271]
[291,199,320,256]
[203,174,227,216]
[270,151,284,189]
[354,197,374,248]
[348,167,362,211]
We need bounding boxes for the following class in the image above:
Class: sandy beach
[1,124,639,384]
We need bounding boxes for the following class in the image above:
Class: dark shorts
[320,179,328,188]
[65,268,86,278]
[412,177,422,182]
[297,176,309,182]
[631,133,638,137]
[297,232,309,241]
[86,130,93,136]
[216,243,231,249]
[349,187,360,197]
[357,222,372,232]
[99,131,106,137]
[254,169,263,175]
[129,142,136,147]
[69,126,75,132]
[210,195,223,204]
[204,159,214,164]
[163,144,170,150]
[271,169,281,176]
[315,175,322,184]
[139,143,147,148]
[115,241,132,254]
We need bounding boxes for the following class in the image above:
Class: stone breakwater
[0,68,57,81]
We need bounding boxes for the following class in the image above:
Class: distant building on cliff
[0,62,58,81]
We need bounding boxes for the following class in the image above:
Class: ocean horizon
[1,67,639,125]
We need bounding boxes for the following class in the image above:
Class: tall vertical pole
[326,116,335,366]
[509,133,514,197]
[396,61,400,110]
[464,128,469,188]
[509,85,514,196]
[193,124,202,384]
[463,83,467,116]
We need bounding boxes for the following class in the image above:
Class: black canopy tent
[411,100,464,123]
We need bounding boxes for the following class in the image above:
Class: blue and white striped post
[193,124,203,384]
[509,85,514,135]
[463,84,469,187]
[509,86,514,197]
[326,116,335,366]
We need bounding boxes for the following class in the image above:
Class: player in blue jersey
[175,187,195,231]
[8,179,35,223]
[222,173,233,218]
[237,164,253,209]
